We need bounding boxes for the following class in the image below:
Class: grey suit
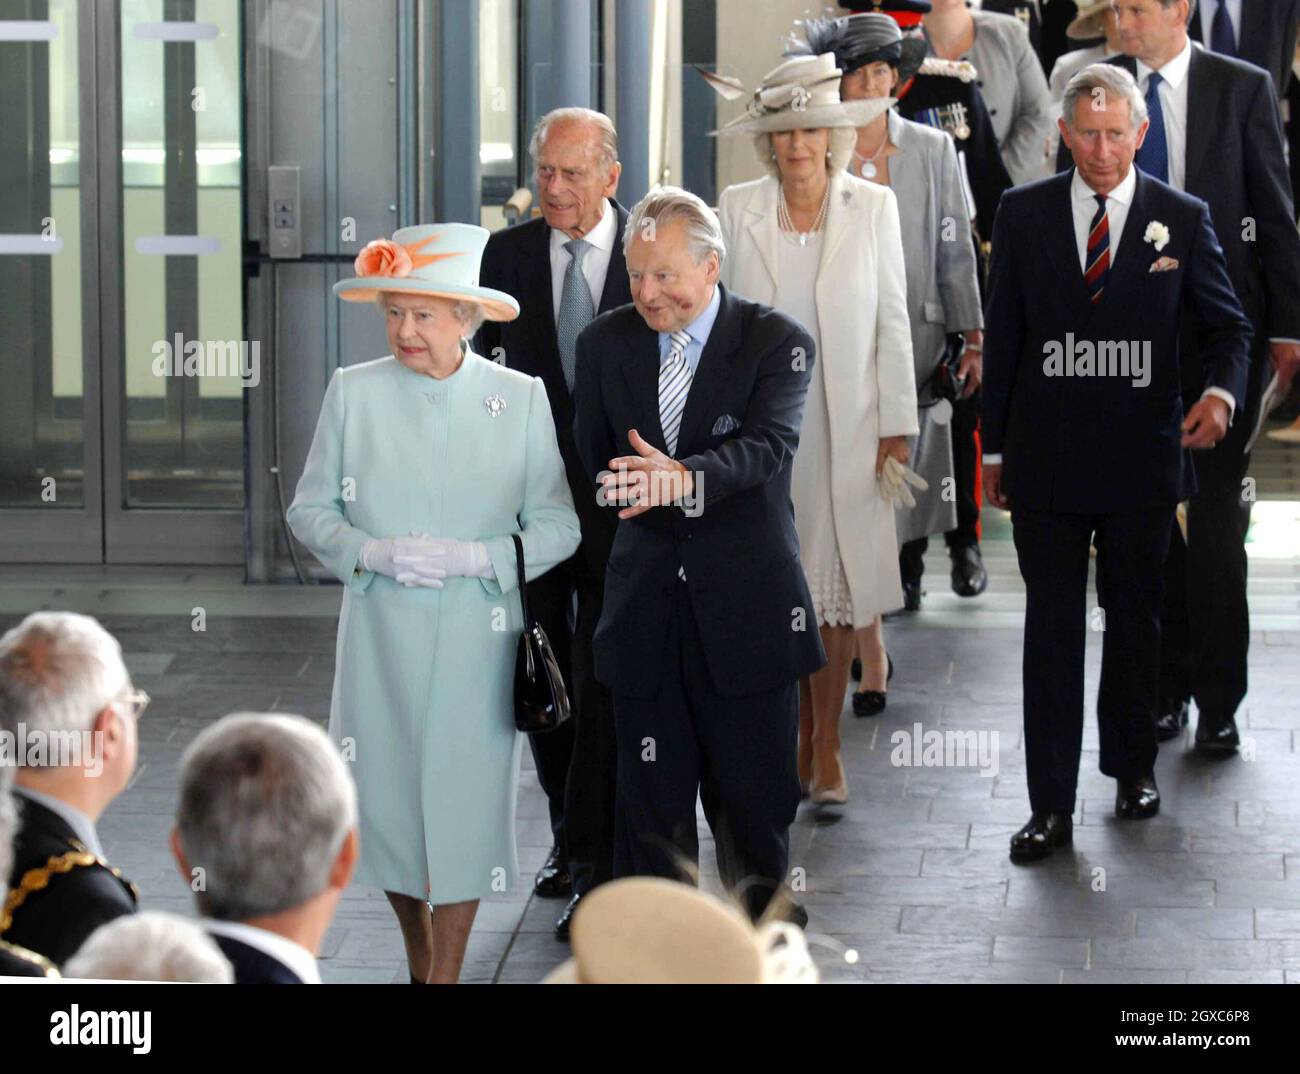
[885,110,984,545]
[962,10,1055,184]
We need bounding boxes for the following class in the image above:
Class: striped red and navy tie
[1085,193,1110,304]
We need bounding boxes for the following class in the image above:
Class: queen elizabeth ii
[287,223,581,983]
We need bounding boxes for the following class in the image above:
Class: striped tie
[658,329,693,456]
[1085,194,1110,305]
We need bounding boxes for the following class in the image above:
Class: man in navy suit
[983,64,1251,861]
[573,187,826,921]
[477,109,633,934]
[1054,1,1300,751]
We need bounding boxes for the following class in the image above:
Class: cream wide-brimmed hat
[333,222,520,322]
[1067,0,1113,41]
[705,53,896,136]
[541,877,819,985]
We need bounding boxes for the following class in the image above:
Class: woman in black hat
[789,13,985,714]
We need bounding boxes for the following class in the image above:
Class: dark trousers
[525,552,617,893]
[1158,407,1253,716]
[1012,504,1174,813]
[611,580,800,921]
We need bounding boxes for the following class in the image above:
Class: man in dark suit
[0,613,141,965]
[172,714,358,985]
[573,187,826,922]
[1107,0,1300,751]
[1189,0,1300,97]
[476,108,632,937]
[984,64,1251,861]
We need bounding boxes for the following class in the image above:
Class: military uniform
[896,56,1012,247]
[1,795,138,966]
[0,937,59,977]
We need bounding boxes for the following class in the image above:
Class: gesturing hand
[601,429,696,520]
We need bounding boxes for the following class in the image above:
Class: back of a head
[0,611,128,739]
[63,911,234,983]
[175,713,357,922]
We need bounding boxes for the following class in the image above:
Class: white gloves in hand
[394,533,492,588]
[361,534,493,587]
[878,456,929,509]
[360,536,401,578]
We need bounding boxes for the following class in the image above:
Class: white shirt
[204,919,321,984]
[1198,0,1243,55]
[13,785,106,859]
[982,165,1234,466]
[549,197,616,321]
[1136,37,1194,192]
[1071,165,1136,272]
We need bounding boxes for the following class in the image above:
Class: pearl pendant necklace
[778,183,830,246]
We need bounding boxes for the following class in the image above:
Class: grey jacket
[962,10,1055,184]
[887,109,984,392]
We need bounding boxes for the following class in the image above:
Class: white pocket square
[711,414,741,436]
[1149,256,1180,273]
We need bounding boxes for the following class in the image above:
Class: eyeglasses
[115,688,151,720]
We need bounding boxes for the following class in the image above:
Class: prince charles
[981,65,1251,862]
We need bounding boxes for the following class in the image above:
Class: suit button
[990,108,998,116]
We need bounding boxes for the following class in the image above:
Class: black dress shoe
[1154,698,1190,742]
[534,845,572,899]
[1009,811,1073,862]
[902,577,922,612]
[1195,711,1240,754]
[852,654,893,717]
[1115,774,1160,819]
[950,544,988,598]
[555,892,581,941]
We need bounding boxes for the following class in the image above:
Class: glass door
[0,0,245,565]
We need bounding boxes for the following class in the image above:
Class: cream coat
[718,170,918,626]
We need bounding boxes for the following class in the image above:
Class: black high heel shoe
[852,653,893,717]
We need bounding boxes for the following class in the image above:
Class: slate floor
[4,529,1299,984]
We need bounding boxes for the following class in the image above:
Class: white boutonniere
[1144,221,1171,252]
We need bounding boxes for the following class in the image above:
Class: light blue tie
[658,329,693,457]
[556,238,595,392]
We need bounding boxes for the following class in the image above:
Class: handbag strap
[511,534,533,629]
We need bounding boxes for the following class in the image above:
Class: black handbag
[511,534,572,734]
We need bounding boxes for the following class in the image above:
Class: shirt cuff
[1201,387,1236,424]
[1268,338,1300,345]
[982,453,1003,464]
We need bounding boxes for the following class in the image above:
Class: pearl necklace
[777,182,830,246]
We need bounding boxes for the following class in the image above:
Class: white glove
[878,456,929,509]
[393,533,493,588]
[360,537,401,579]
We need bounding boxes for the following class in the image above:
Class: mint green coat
[287,351,580,904]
